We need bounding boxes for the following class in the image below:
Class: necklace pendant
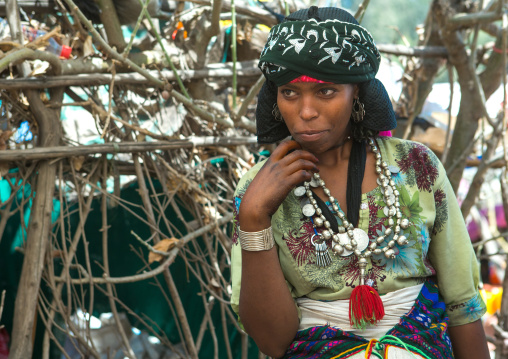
[309,177,321,188]
[337,229,369,257]
[311,234,332,267]
[294,186,306,197]
[302,203,316,217]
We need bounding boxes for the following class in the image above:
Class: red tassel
[349,285,385,329]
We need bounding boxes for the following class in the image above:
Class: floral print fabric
[230,137,486,327]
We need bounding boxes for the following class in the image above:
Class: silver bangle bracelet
[238,226,275,251]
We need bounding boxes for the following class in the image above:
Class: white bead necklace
[294,138,410,283]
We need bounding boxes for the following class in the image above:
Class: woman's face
[277,82,358,155]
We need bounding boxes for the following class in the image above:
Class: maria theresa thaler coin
[294,186,306,197]
[337,229,370,257]
[388,165,400,174]
[309,177,321,188]
[300,197,310,208]
[302,203,316,217]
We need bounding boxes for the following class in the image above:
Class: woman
[231,7,489,359]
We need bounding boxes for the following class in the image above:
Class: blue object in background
[13,121,33,143]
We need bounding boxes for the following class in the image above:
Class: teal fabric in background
[0,178,259,358]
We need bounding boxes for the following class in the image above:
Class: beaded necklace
[293,137,410,328]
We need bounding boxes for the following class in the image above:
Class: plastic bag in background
[0,18,10,41]
[0,18,71,59]
[22,25,72,59]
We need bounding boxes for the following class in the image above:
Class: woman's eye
[281,89,296,97]
[319,88,336,96]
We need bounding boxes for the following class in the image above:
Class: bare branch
[55,213,233,285]
[0,137,257,162]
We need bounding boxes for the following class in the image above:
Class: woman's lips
[296,130,327,141]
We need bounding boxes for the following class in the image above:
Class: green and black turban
[256,7,396,143]
[259,19,380,86]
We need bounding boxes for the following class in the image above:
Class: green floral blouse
[231,137,486,327]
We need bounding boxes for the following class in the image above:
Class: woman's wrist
[238,211,271,232]
[239,226,275,251]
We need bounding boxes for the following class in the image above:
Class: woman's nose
[299,97,318,121]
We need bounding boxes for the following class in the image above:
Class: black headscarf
[255,7,397,226]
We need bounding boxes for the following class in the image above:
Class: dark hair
[351,121,376,141]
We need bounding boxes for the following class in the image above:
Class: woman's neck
[315,137,353,169]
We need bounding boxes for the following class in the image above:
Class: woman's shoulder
[377,136,445,192]
[378,136,434,151]
[377,136,441,163]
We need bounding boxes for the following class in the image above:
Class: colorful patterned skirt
[283,281,453,358]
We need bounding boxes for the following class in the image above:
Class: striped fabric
[283,281,453,358]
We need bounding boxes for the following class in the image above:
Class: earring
[272,104,283,122]
[352,98,365,123]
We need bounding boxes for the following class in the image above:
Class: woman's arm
[448,319,490,359]
[239,248,299,358]
[238,140,319,358]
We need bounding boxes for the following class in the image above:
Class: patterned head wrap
[259,19,380,86]
[256,7,396,144]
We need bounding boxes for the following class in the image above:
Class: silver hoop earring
[352,98,365,123]
[272,104,283,122]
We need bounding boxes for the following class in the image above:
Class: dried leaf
[0,130,13,151]
[52,250,64,258]
[148,237,179,264]
[83,35,94,57]
[0,163,9,180]
[209,278,220,289]
[72,156,86,171]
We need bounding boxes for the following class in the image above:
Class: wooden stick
[448,11,502,29]
[0,60,260,89]
[0,136,258,162]
[377,44,448,58]
[56,212,233,285]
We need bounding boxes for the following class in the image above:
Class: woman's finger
[277,149,319,168]
[281,158,319,181]
[269,140,304,161]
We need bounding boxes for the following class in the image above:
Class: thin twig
[101,157,136,359]
[354,0,371,23]
[234,74,265,120]
[441,63,454,163]
[135,0,190,98]
[56,213,233,284]
[123,0,151,56]
[61,0,164,87]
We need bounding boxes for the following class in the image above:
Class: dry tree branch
[0,60,261,89]
[234,74,265,120]
[0,47,62,75]
[56,213,233,285]
[461,112,505,218]
[448,11,503,29]
[354,0,371,23]
[100,158,137,359]
[61,0,164,87]
[135,0,190,98]
[0,136,257,162]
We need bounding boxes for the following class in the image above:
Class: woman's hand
[239,140,319,231]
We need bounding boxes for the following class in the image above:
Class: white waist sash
[296,283,424,340]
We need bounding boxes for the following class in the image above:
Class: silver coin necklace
[293,138,410,273]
